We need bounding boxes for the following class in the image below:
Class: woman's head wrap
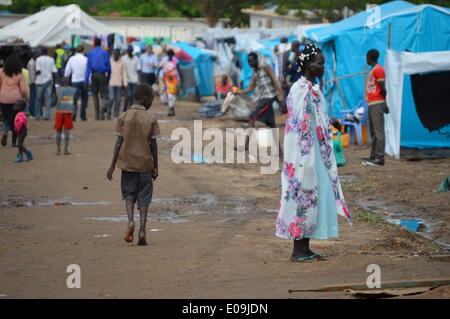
[297,43,321,72]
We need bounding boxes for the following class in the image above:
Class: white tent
[0,5,113,47]
[385,49,450,159]
[295,23,328,42]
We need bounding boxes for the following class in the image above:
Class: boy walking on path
[107,83,160,246]
[363,49,389,166]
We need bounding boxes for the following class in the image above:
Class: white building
[242,4,354,29]
[242,5,325,29]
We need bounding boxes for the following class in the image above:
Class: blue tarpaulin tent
[171,42,214,97]
[305,1,450,151]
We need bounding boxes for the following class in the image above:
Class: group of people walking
[0,39,180,165]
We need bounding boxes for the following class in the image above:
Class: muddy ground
[0,97,449,299]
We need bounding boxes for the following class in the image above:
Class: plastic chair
[340,99,370,145]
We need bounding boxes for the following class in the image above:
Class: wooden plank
[345,286,433,298]
[288,279,450,293]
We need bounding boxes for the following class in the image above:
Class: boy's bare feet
[55,149,61,155]
[124,222,135,243]
[64,150,70,155]
[137,229,147,246]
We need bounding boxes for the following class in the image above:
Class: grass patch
[356,211,383,223]
[342,181,372,193]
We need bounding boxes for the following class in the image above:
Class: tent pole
[323,70,368,84]
[332,67,348,110]
[388,23,392,49]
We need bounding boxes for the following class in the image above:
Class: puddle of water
[1,198,111,208]
[38,201,111,207]
[150,229,164,232]
[84,217,127,222]
[159,137,173,143]
[28,135,82,141]
[212,218,232,223]
[0,294,7,297]
[0,226,15,230]
[163,219,191,223]
[94,234,111,238]
[153,194,248,209]
[158,120,182,123]
[84,216,192,223]
[82,194,252,225]
[1,201,33,208]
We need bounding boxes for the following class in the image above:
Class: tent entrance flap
[411,71,450,133]
[385,49,450,160]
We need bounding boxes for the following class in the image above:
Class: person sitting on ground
[54,77,76,155]
[13,99,33,163]
[107,83,160,246]
[215,75,232,102]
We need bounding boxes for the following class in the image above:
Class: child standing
[54,77,76,155]
[107,83,160,246]
[160,49,179,117]
[13,100,33,163]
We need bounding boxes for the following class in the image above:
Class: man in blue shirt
[85,38,111,120]
[139,45,157,87]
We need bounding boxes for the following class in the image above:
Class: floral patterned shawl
[276,77,352,240]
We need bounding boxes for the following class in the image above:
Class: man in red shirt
[363,49,390,166]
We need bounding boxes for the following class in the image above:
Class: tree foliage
[1,0,449,26]
[276,0,450,22]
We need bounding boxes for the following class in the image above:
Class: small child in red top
[13,99,33,163]
[215,75,232,101]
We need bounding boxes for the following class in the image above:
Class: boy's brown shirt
[115,105,160,172]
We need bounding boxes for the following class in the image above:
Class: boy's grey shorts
[121,170,153,209]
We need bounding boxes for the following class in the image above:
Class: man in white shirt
[35,47,57,120]
[121,45,141,111]
[64,45,88,121]
[139,45,157,86]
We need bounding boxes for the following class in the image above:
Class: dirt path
[0,98,449,299]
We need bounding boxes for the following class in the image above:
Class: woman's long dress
[276,77,352,240]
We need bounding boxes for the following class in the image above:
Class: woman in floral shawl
[276,44,352,262]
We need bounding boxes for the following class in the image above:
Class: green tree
[95,0,179,18]
[0,0,91,13]
[276,0,450,22]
